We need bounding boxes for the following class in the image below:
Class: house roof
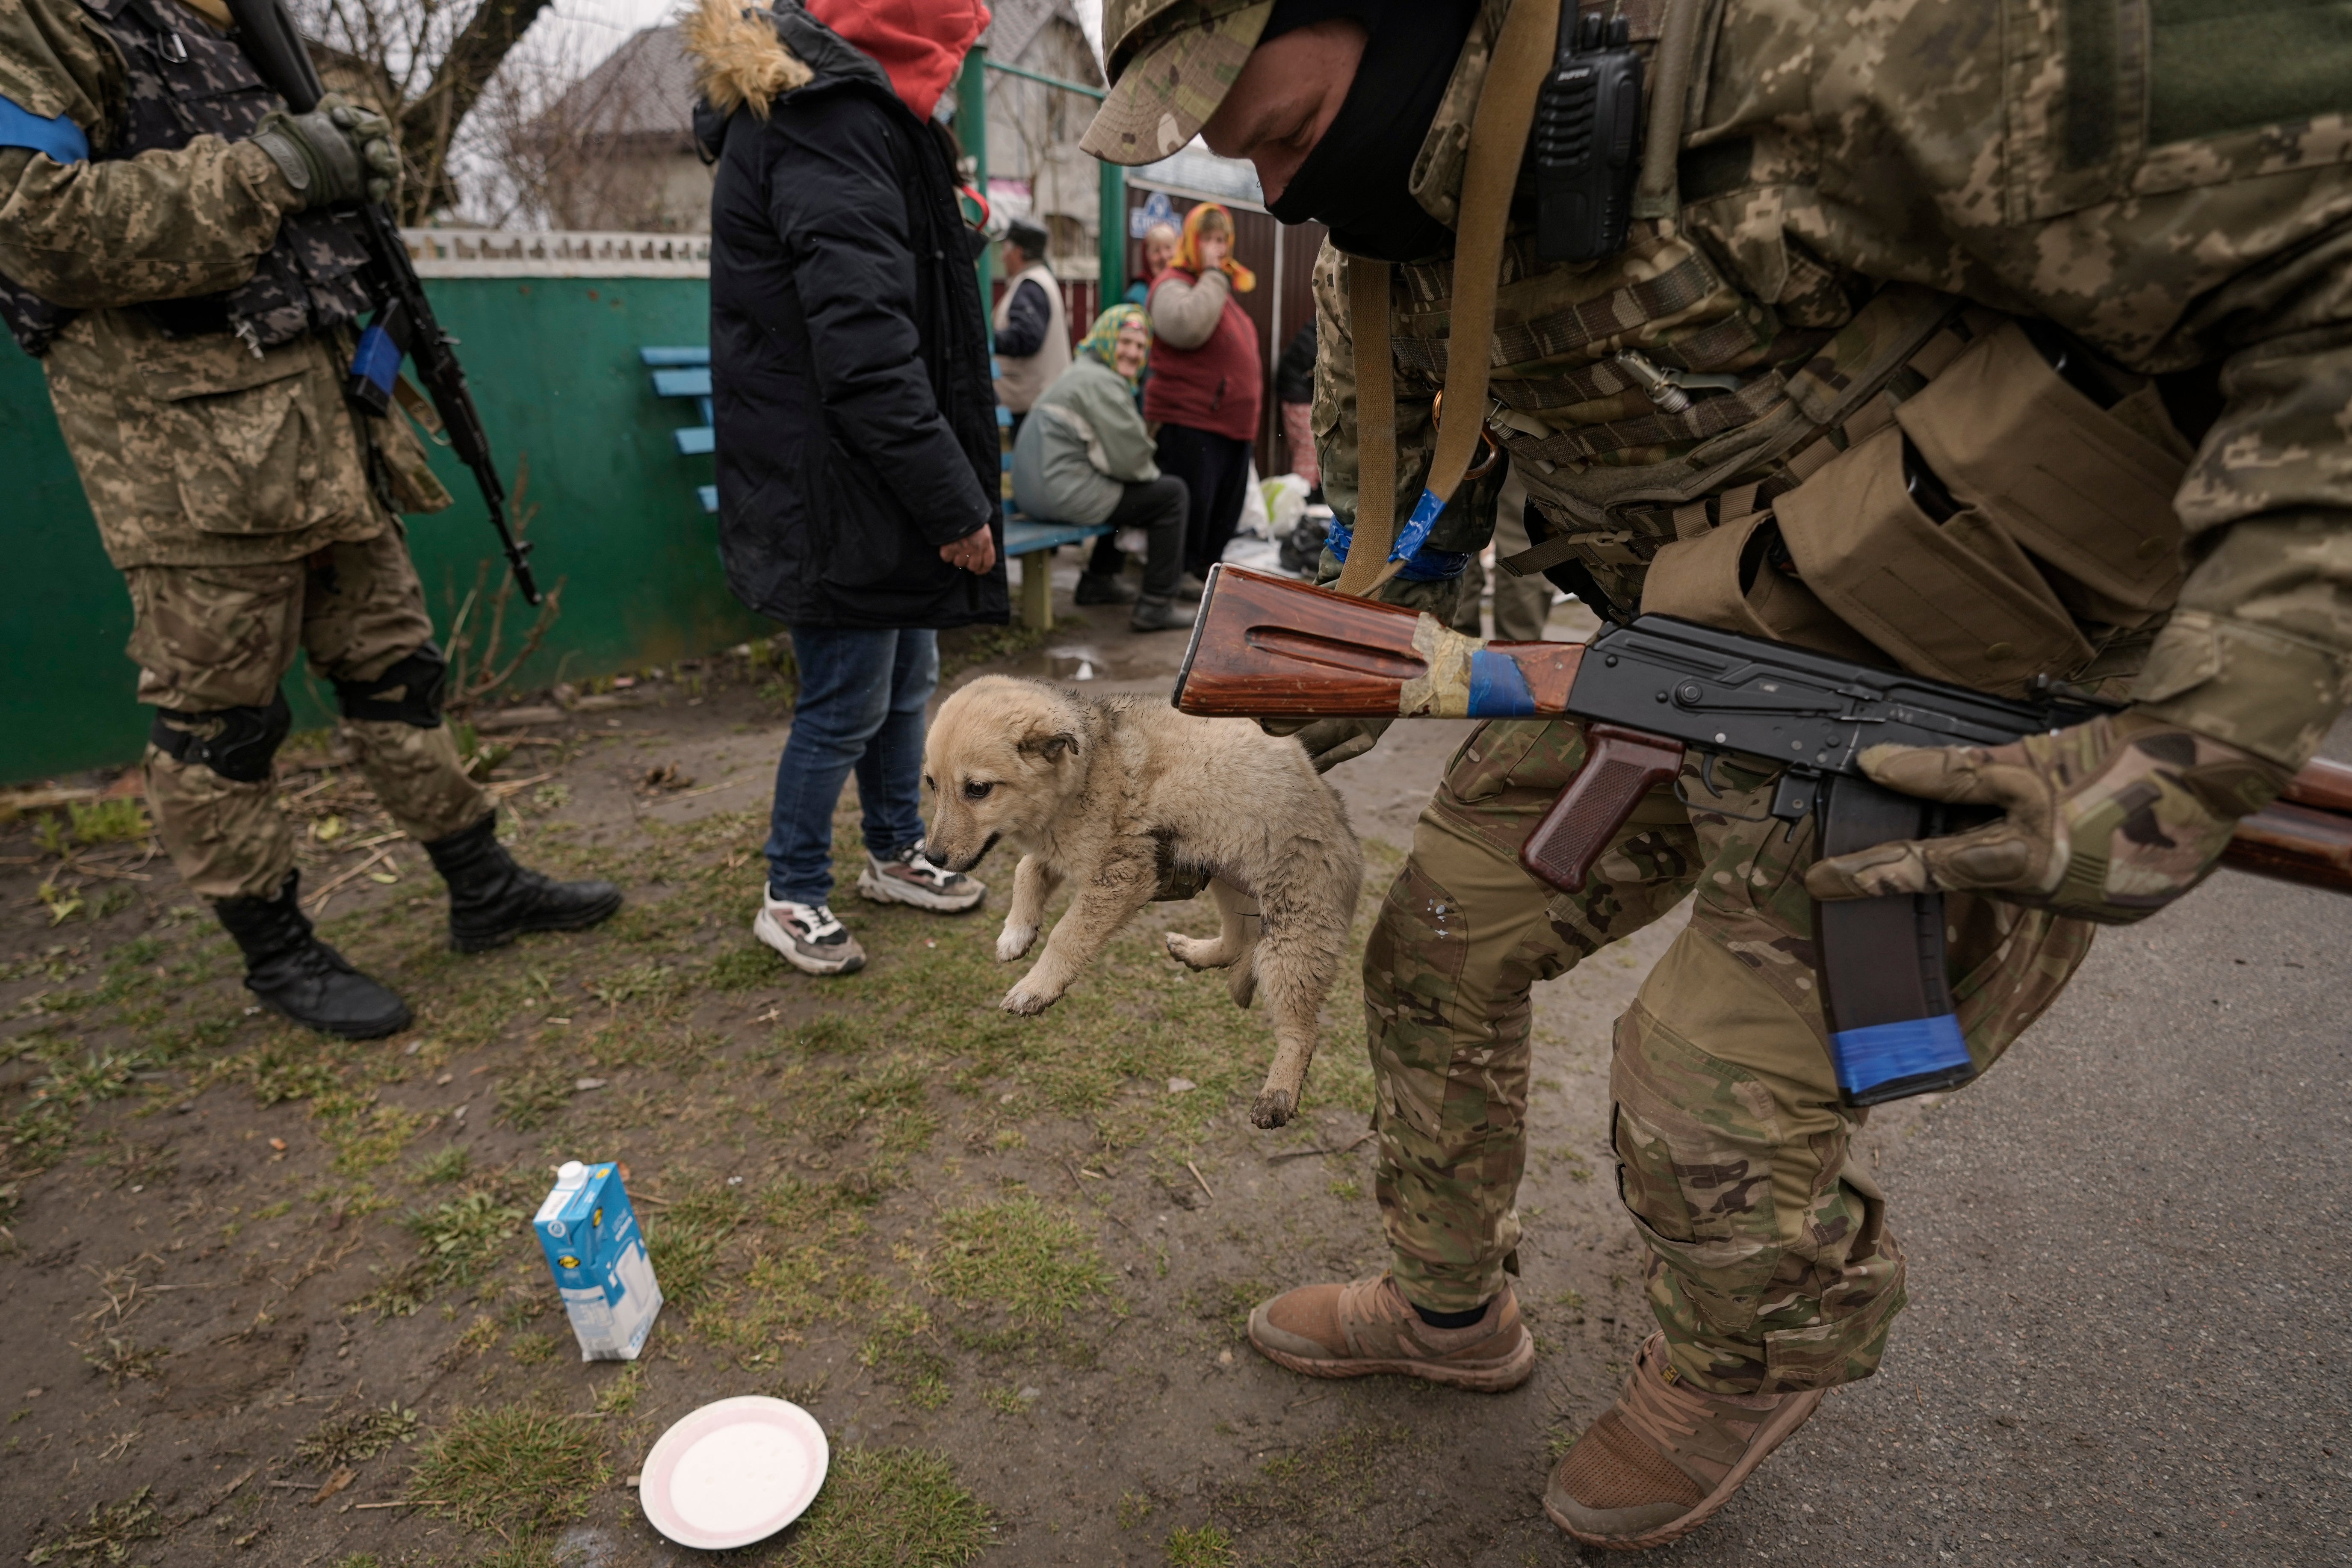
[550,26,698,139]
[981,0,1085,68]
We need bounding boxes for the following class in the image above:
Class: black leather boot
[424,813,623,953]
[213,872,413,1040]
[1074,570,1137,605]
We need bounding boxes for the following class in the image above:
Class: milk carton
[533,1160,662,1361]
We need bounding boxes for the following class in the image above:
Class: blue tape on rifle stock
[1830,1013,1970,1098]
[1467,648,1536,717]
[1324,487,1472,582]
[349,324,402,396]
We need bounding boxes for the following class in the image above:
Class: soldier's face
[1198,20,1368,204]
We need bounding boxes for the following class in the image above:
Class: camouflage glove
[1258,716,1391,773]
[1804,710,2289,924]
[250,93,400,210]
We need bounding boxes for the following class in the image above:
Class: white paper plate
[638,1396,829,1550]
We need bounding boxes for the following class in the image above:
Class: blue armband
[0,94,90,165]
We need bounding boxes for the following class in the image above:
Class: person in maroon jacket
[1143,202,1262,587]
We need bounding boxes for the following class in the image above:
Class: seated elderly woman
[1011,305,1191,632]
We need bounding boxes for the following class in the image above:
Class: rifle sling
[1335,0,1558,597]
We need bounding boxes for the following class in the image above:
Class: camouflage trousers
[127,526,492,901]
[1363,718,2096,1395]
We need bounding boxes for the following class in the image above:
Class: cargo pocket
[141,340,365,538]
[1896,321,2188,627]
[1773,423,2093,696]
[1610,1016,1783,1336]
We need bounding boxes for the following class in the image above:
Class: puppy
[923,676,1362,1128]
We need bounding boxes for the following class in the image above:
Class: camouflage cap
[1079,0,1274,166]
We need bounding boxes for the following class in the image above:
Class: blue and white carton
[533,1160,662,1361]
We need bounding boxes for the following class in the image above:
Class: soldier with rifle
[0,0,621,1038]
[1084,0,2352,1549]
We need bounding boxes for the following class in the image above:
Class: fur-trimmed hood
[683,0,983,124]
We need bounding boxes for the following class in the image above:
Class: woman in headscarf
[1145,202,1262,588]
[1123,220,1180,306]
[1011,305,1193,631]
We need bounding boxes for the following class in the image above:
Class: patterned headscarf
[1173,202,1257,292]
[1078,304,1151,380]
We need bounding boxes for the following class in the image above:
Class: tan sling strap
[1333,0,1560,597]
[1631,0,1701,220]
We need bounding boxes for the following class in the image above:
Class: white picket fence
[400,229,711,279]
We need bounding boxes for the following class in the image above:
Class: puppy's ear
[1017,728,1079,763]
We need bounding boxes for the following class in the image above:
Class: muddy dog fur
[923,676,1362,1127]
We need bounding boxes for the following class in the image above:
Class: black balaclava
[1261,0,1480,262]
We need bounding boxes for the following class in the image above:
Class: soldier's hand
[1260,715,1391,773]
[1802,710,2289,923]
[251,93,401,210]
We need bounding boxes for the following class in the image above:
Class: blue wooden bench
[644,346,1110,629]
[642,346,716,513]
[996,400,1111,630]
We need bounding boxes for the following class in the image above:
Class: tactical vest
[0,0,375,357]
[1350,0,2194,703]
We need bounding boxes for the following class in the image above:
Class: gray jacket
[1010,356,1158,526]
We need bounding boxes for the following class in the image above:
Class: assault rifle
[1173,566,2352,1107]
[222,0,540,605]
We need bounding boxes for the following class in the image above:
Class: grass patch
[638,1175,748,1311]
[926,1196,1113,1326]
[706,945,778,990]
[778,1445,989,1567]
[1164,1525,1235,1568]
[495,1066,573,1131]
[25,1488,162,1566]
[371,1190,528,1314]
[409,1404,609,1535]
[415,1147,471,1185]
[298,1403,420,1466]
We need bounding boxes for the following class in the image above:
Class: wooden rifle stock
[1171,564,2352,898]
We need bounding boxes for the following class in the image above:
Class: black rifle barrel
[220,0,540,605]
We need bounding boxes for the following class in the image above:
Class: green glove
[1259,716,1392,773]
[251,92,400,210]
[1802,709,2289,923]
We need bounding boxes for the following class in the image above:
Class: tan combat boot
[1544,1332,1825,1550]
[1245,1273,1535,1391]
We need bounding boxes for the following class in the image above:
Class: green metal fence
[0,270,765,785]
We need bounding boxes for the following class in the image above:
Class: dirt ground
[3,561,2344,1568]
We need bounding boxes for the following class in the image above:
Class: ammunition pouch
[333,641,448,727]
[1639,319,2192,697]
[150,691,293,783]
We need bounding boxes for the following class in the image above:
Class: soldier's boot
[213,871,413,1040]
[1544,1332,1826,1551]
[423,814,624,953]
[1246,1273,1535,1391]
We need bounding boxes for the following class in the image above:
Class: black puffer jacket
[694,4,1006,629]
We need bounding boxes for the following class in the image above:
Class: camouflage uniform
[1307,0,2352,1395]
[0,0,485,900]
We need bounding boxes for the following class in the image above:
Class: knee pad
[150,690,292,783]
[334,641,448,727]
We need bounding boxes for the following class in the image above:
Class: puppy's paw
[1001,976,1062,1015]
[996,923,1038,962]
[1164,931,1228,971]
[1249,1088,1296,1129]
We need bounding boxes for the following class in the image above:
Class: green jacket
[1312,0,2352,769]
[1010,354,1159,527]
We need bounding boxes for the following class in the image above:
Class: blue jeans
[764,627,938,905]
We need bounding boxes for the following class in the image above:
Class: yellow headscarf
[1078,304,1150,381]
[1173,202,1256,293]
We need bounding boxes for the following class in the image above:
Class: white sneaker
[856,840,986,912]
[753,896,867,975]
